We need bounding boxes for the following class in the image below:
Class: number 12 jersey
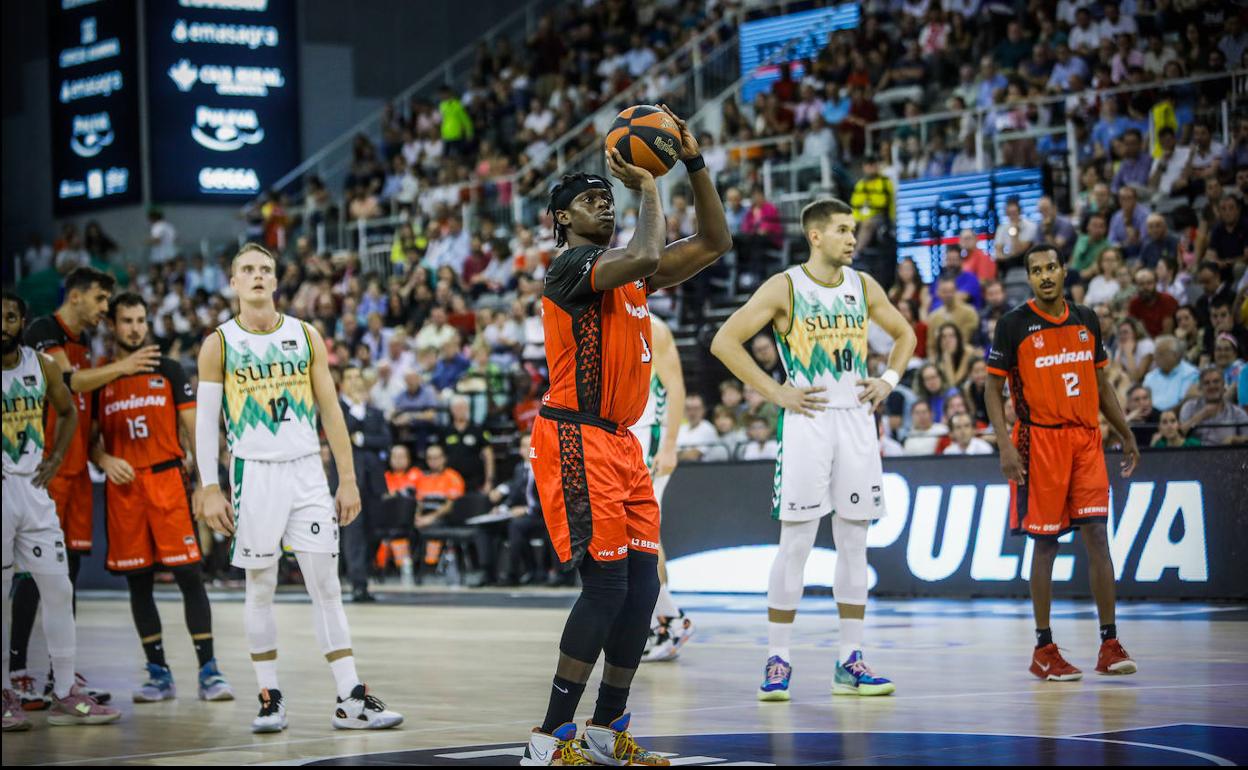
[987,299,1107,430]
[215,314,320,461]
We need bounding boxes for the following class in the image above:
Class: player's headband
[549,175,613,214]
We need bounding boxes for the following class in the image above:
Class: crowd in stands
[9,0,1248,587]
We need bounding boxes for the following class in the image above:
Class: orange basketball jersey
[95,357,195,469]
[24,313,93,474]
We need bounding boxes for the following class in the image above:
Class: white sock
[768,621,793,661]
[839,616,864,662]
[329,656,361,700]
[32,572,77,699]
[253,659,279,691]
[653,584,680,620]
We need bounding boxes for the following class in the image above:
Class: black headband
[549,174,613,214]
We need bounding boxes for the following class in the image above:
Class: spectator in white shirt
[676,394,720,462]
[414,306,459,352]
[148,209,177,264]
[523,99,555,137]
[624,33,658,78]
[903,401,950,455]
[942,413,993,455]
[1098,0,1137,39]
[1068,8,1102,55]
[740,415,779,461]
[1149,127,1191,198]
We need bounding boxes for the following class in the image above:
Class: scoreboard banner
[661,448,1248,600]
[145,0,299,202]
[738,4,860,104]
[49,0,143,214]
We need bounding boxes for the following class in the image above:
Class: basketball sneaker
[3,689,31,732]
[198,659,235,701]
[332,684,403,730]
[757,655,792,701]
[45,672,111,704]
[251,688,287,733]
[10,671,49,711]
[132,663,176,703]
[834,651,896,696]
[584,713,670,766]
[1095,639,1138,675]
[669,611,695,654]
[520,722,593,766]
[47,686,122,726]
[641,625,677,663]
[1029,643,1083,681]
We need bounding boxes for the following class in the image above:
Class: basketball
[604,105,682,178]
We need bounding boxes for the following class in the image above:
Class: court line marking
[34,687,1248,766]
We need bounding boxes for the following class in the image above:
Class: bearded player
[521,105,731,766]
[985,243,1140,681]
[712,198,916,701]
[196,243,401,732]
[89,292,233,703]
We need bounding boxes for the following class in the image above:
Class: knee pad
[832,516,869,606]
[245,566,278,606]
[768,519,819,611]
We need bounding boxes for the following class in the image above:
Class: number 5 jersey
[215,315,321,461]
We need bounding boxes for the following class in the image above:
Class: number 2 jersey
[215,314,320,461]
[2,346,49,476]
[540,245,653,428]
[986,299,1107,430]
[94,357,195,469]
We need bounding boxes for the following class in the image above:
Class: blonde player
[629,316,691,663]
[712,199,916,701]
[194,244,402,733]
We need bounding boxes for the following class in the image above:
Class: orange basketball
[604,105,682,178]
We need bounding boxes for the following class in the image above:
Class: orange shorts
[531,410,660,567]
[47,469,93,552]
[1009,424,1109,538]
[105,461,201,572]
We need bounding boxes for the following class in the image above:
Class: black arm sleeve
[543,245,604,311]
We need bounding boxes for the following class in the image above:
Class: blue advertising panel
[146,0,299,201]
[49,0,143,214]
[660,449,1248,600]
[895,167,1045,283]
[739,4,860,104]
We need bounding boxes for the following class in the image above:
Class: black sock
[173,567,215,667]
[1099,623,1116,642]
[540,676,587,734]
[9,575,41,672]
[592,682,629,727]
[1035,627,1053,648]
[143,636,168,668]
[193,635,215,667]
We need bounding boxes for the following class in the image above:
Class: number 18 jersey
[986,299,1107,430]
[775,264,870,409]
[216,315,320,461]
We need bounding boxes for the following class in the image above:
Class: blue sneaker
[198,659,234,702]
[758,655,792,701]
[133,662,176,703]
[833,650,895,696]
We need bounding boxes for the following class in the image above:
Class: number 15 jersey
[215,315,320,461]
[986,299,1107,430]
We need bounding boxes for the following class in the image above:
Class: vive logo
[191,106,264,152]
[70,112,114,158]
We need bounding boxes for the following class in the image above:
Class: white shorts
[2,473,70,575]
[229,454,339,569]
[629,422,671,509]
[772,406,886,523]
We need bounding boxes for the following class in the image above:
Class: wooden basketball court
[5,589,1246,766]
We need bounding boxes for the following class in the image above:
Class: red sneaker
[1029,643,1083,681]
[1095,639,1137,675]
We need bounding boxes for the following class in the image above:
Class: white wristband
[195,382,223,488]
[880,369,901,391]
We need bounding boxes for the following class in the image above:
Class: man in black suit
[332,367,392,602]
[471,434,551,586]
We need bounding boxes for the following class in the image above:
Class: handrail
[249,0,551,209]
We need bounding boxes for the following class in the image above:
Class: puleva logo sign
[70,112,114,158]
[191,106,264,152]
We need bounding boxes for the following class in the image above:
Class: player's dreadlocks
[547,172,613,248]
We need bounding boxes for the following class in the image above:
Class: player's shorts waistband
[539,405,625,436]
[1021,419,1097,430]
[148,458,184,474]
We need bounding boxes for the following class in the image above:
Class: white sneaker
[583,713,669,766]
[668,611,695,653]
[332,684,403,730]
[251,688,287,733]
[520,723,592,766]
[641,634,678,663]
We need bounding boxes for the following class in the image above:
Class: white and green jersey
[216,314,320,462]
[2,347,48,476]
[775,264,870,410]
[629,372,668,468]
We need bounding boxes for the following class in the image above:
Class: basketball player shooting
[195,244,402,733]
[711,198,916,701]
[521,105,731,766]
[984,243,1140,681]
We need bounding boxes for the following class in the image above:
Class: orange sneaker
[1029,643,1083,681]
[1095,639,1137,675]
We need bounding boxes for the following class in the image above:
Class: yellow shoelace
[556,737,594,766]
[616,730,662,763]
